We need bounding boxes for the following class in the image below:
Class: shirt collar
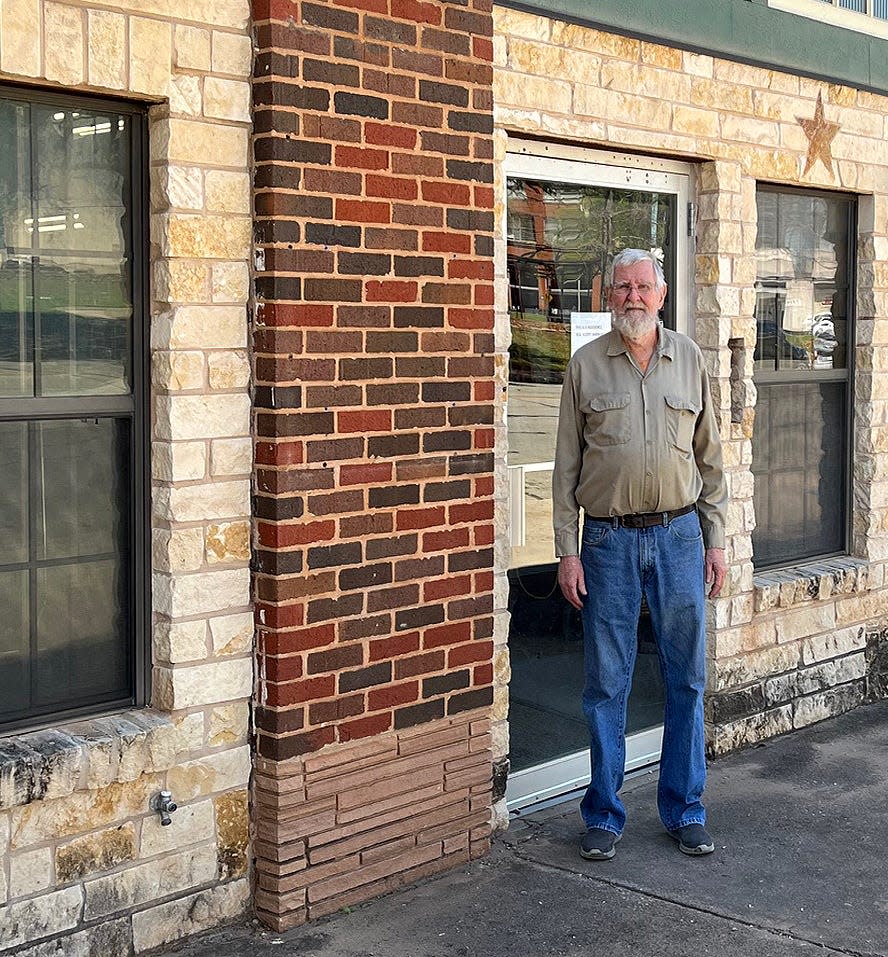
[605,324,676,360]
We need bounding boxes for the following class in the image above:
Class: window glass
[752,187,853,569]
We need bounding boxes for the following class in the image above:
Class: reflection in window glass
[752,186,854,569]
[505,175,672,772]
[0,419,130,726]
[0,100,132,398]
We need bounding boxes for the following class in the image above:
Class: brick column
[250,0,496,928]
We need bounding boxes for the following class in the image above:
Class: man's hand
[704,547,727,598]
[558,555,587,610]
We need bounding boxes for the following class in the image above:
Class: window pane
[31,106,132,396]
[876,0,888,19]
[839,0,866,11]
[0,99,34,397]
[0,418,132,726]
[754,190,851,373]
[0,421,28,564]
[34,418,129,561]
[752,381,846,567]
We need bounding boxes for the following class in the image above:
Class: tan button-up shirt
[553,327,727,556]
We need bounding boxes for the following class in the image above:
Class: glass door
[504,143,694,810]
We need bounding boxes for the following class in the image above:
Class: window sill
[0,708,201,811]
[753,556,874,613]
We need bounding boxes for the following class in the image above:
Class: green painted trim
[496,0,888,97]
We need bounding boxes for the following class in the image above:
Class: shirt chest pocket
[664,394,700,453]
[582,392,632,446]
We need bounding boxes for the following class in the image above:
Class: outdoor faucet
[153,790,178,826]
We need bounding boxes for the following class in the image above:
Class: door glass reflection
[506,176,670,774]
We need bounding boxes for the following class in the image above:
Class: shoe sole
[668,831,715,856]
[579,832,622,861]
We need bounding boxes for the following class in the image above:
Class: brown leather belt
[589,503,696,529]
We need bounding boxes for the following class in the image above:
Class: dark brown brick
[306,437,365,463]
[368,433,420,458]
[257,466,333,494]
[304,278,363,302]
[340,357,393,380]
[253,82,331,113]
[334,91,389,119]
[339,662,392,693]
[339,614,392,641]
[391,101,443,130]
[395,605,445,630]
[444,6,493,36]
[425,480,472,503]
[254,706,305,735]
[339,562,394,591]
[307,593,364,624]
[448,595,494,619]
[303,168,363,194]
[392,47,443,77]
[333,35,390,66]
[423,431,471,452]
[448,547,493,572]
[365,15,416,44]
[369,484,420,508]
[338,305,392,328]
[396,356,445,377]
[394,699,445,729]
[447,208,495,232]
[422,381,471,402]
[395,407,446,429]
[366,533,418,560]
[302,59,360,86]
[447,686,494,715]
[367,583,420,613]
[253,494,304,522]
[338,252,392,275]
[393,256,445,278]
[420,131,470,155]
[256,276,301,301]
[448,110,494,134]
[365,227,419,251]
[305,223,362,247]
[449,452,494,475]
[446,159,493,183]
[423,671,470,697]
[256,727,335,761]
[254,385,302,411]
[363,70,417,99]
[305,385,363,409]
[302,3,359,33]
[253,51,300,80]
[254,135,331,165]
[394,305,444,327]
[366,383,419,406]
[307,489,365,516]
[309,695,365,725]
[448,404,494,426]
[366,331,417,354]
[394,555,445,581]
[307,542,363,570]
[420,26,471,56]
[307,645,364,674]
[253,549,304,576]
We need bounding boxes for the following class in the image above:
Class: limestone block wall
[249,0,497,929]
[0,2,254,953]
[492,7,888,757]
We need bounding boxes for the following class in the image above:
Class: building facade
[2,0,888,951]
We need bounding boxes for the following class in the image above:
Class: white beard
[611,307,659,342]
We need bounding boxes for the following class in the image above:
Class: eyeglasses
[613,282,656,295]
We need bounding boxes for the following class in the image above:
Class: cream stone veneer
[0,0,253,953]
[493,8,888,758]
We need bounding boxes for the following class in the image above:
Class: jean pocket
[668,512,703,543]
[582,524,611,548]
[664,394,700,453]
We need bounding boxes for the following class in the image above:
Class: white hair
[605,248,666,291]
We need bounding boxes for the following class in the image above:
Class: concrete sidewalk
[157,699,888,957]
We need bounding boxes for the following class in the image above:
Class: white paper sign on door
[570,312,611,356]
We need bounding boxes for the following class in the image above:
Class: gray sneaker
[668,823,715,856]
[580,828,622,860]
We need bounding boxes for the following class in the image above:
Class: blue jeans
[578,510,707,834]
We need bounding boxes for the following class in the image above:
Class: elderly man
[553,248,727,861]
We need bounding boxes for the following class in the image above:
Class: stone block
[175,23,212,71]
[167,748,250,803]
[793,682,866,730]
[170,74,203,117]
[212,262,250,302]
[211,437,252,477]
[775,603,836,644]
[206,521,250,565]
[802,625,867,665]
[56,824,136,884]
[11,917,130,957]
[9,847,53,898]
[0,0,41,77]
[708,705,793,757]
[210,612,253,656]
[0,886,83,950]
[151,441,207,483]
[10,776,159,848]
[130,17,172,96]
[152,351,206,392]
[209,704,249,748]
[494,7,552,41]
[154,305,249,351]
[155,619,209,664]
[212,31,252,77]
[208,351,250,390]
[155,393,250,441]
[494,70,571,113]
[156,260,211,304]
[204,77,251,123]
[153,165,203,211]
[153,526,205,573]
[131,879,249,952]
[710,643,800,692]
[156,480,250,523]
[153,567,250,619]
[164,210,252,259]
[146,712,205,770]
[44,3,84,86]
[159,656,252,710]
[139,799,216,858]
[87,9,126,90]
[162,119,249,168]
[84,844,217,920]
[205,171,251,214]
[215,790,249,878]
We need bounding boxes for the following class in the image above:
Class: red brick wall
[250,0,496,926]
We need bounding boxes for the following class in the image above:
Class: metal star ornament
[796,92,840,177]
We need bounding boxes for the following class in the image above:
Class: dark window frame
[752,181,856,571]
[0,84,150,733]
